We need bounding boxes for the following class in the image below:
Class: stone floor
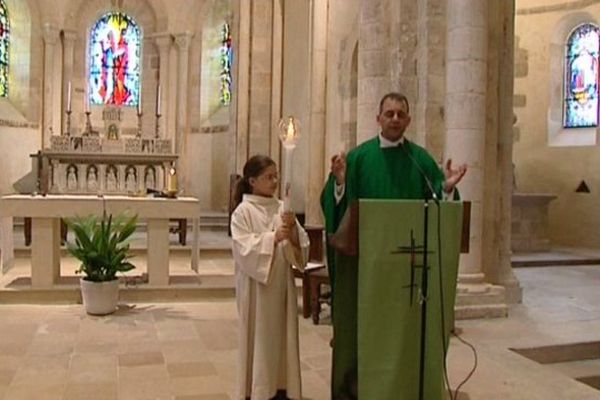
[0,265,599,399]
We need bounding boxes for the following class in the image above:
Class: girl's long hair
[232,155,276,210]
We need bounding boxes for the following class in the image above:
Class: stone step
[455,285,506,307]
[455,283,508,320]
[455,304,508,320]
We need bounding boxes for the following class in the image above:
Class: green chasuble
[321,136,452,399]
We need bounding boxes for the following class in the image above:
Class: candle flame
[286,117,295,141]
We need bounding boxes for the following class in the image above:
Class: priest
[321,92,467,399]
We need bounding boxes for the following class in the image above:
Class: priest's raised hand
[443,158,467,194]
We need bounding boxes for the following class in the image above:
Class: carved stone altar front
[37,104,176,195]
[38,149,177,195]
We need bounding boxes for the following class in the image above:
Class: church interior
[0,0,600,399]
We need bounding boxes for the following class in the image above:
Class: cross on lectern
[391,229,434,306]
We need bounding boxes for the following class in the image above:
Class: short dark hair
[379,92,410,115]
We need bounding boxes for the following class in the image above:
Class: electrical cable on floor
[435,200,478,400]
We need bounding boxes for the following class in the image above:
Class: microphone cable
[400,140,478,398]
[436,188,478,400]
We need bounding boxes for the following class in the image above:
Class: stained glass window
[89,12,141,107]
[564,24,600,128]
[220,22,232,106]
[0,0,9,98]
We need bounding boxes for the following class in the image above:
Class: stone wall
[514,0,600,247]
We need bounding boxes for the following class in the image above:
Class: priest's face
[377,98,411,142]
[249,165,279,198]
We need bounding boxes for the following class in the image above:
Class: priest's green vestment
[321,136,453,399]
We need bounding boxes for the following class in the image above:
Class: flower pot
[80,278,119,315]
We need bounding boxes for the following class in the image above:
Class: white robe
[231,194,309,400]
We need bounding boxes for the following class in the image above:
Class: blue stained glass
[89,12,141,106]
[220,22,232,106]
[564,23,600,128]
[0,0,9,97]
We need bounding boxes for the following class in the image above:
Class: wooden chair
[308,267,330,324]
[24,217,68,246]
[294,225,331,324]
[169,218,187,245]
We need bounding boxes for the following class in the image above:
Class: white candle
[137,90,143,115]
[283,147,293,211]
[84,84,90,113]
[66,81,72,112]
[156,85,161,116]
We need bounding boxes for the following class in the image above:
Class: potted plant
[66,211,138,315]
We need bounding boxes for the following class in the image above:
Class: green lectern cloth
[357,199,462,400]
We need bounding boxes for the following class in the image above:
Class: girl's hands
[276,212,299,246]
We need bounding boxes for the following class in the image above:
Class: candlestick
[64,110,72,137]
[136,112,143,138]
[83,111,93,136]
[155,114,161,139]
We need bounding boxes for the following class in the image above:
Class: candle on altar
[84,84,90,113]
[137,90,143,115]
[155,85,161,116]
[66,81,72,112]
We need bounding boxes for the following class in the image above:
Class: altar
[0,194,201,288]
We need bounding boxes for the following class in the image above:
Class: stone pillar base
[503,280,523,304]
[458,272,485,285]
[455,282,508,320]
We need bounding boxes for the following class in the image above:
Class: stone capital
[62,29,78,43]
[174,32,194,51]
[42,23,60,45]
[153,33,173,51]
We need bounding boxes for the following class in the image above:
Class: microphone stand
[399,141,438,400]
[418,189,432,400]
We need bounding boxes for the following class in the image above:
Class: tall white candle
[283,147,293,211]
[66,81,72,112]
[156,85,161,116]
[137,90,143,115]
[83,83,90,113]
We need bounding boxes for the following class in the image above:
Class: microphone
[399,141,439,203]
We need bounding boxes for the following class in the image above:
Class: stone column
[445,0,487,281]
[232,0,251,170]
[493,0,522,303]
[305,0,328,226]
[174,32,193,191]
[42,23,60,148]
[154,35,172,139]
[62,30,77,134]
[415,0,446,159]
[248,1,275,157]
[357,0,389,145]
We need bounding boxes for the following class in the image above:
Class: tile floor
[1,260,600,399]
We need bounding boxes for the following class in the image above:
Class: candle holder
[83,111,93,135]
[136,112,143,138]
[64,110,72,136]
[155,114,162,139]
